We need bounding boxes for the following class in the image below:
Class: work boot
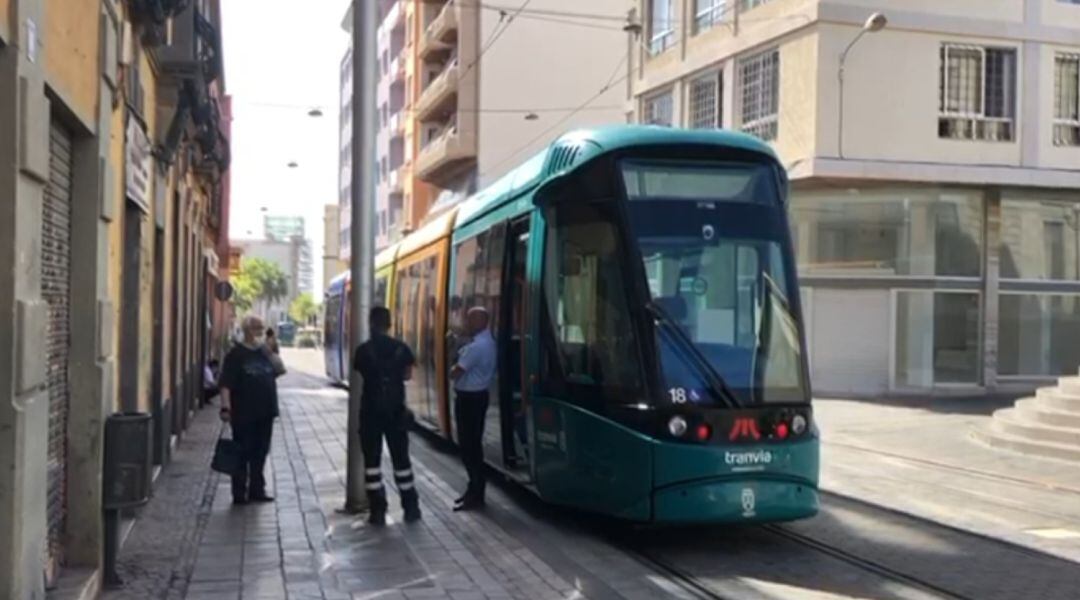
[401,489,421,523]
[367,489,388,526]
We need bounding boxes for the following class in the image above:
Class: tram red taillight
[775,422,790,440]
[695,423,713,442]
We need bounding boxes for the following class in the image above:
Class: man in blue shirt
[450,306,497,511]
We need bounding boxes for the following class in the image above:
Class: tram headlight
[668,416,688,437]
[791,414,807,436]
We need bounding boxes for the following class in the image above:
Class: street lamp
[838,12,887,159]
[308,107,324,118]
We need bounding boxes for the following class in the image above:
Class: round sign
[215,281,234,301]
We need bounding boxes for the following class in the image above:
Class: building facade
[264,215,313,295]
[0,0,230,597]
[629,0,1080,396]
[338,0,635,260]
[234,237,308,324]
[323,203,348,285]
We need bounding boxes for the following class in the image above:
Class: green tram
[344,125,818,524]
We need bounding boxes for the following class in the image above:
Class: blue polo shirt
[454,329,497,393]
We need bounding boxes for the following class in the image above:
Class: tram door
[498,217,531,478]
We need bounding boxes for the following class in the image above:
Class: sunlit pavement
[166,349,1080,600]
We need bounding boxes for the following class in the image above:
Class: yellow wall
[0,0,11,44]
[107,87,125,413]
[45,0,99,127]
[137,52,159,413]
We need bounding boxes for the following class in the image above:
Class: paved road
[155,349,1080,599]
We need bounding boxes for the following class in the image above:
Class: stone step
[1059,376,1080,395]
[1035,387,1080,413]
[1015,398,1080,429]
[973,426,1080,463]
[992,408,1080,447]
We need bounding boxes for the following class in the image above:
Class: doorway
[498,216,531,476]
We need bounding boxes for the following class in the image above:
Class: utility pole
[343,0,378,514]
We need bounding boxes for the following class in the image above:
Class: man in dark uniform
[354,307,421,525]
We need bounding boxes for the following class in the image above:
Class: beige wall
[774,32,819,166]
[635,0,1080,180]
[476,0,634,186]
[821,0,1023,23]
[0,0,10,43]
[1043,0,1080,29]
[1040,43,1080,170]
[817,24,1025,166]
[45,0,100,127]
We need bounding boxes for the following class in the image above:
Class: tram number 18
[669,388,687,404]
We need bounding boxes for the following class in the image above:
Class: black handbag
[211,428,244,476]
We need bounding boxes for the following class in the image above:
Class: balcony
[416,126,476,184]
[427,1,458,44]
[418,2,457,59]
[414,60,459,121]
[386,166,404,194]
[387,55,405,83]
[379,0,404,35]
[386,111,405,137]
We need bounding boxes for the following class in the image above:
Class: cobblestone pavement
[105,403,223,600]
[182,350,678,600]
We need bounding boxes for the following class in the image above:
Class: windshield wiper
[646,301,741,409]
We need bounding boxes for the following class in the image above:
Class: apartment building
[0,0,230,595]
[338,0,634,260]
[630,0,1080,396]
[264,215,314,295]
[323,204,348,285]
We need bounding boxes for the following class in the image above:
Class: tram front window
[622,161,808,406]
[542,200,646,407]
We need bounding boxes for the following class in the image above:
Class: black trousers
[454,390,489,499]
[230,417,274,500]
[359,410,416,511]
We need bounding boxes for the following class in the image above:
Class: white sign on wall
[125,118,152,213]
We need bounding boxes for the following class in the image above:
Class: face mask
[253,334,266,346]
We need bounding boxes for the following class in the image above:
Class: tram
[324,126,818,523]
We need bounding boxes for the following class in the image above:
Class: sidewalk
[814,396,1080,562]
[172,350,676,600]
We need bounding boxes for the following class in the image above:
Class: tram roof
[454,125,777,230]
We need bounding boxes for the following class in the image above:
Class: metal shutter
[42,121,74,584]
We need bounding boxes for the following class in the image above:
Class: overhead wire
[480,52,632,179]
[459,0,536,79]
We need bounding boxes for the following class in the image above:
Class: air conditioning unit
[155,4,202,77]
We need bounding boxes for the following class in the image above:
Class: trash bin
[103,412,153,509]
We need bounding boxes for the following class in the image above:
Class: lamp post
[838,12,887,159]
[342,0,378,515]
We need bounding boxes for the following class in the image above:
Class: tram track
[823,439,1080,496]
[624,547,734,600]
[760,523,976,600]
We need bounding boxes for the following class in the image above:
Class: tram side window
[419,255,440,410]
[374,276,389,308]
[450,225,506,341]
[450,237,478,340]
[542,201,644,403]
[324,296,341,346]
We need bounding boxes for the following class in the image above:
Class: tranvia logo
[741,488,756,518]
[725,450,774,467]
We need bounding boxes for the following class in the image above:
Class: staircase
[975,372,1080,462]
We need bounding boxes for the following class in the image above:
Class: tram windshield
[622,161,809,406]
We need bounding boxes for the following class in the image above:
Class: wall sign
[125,118,152,213]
